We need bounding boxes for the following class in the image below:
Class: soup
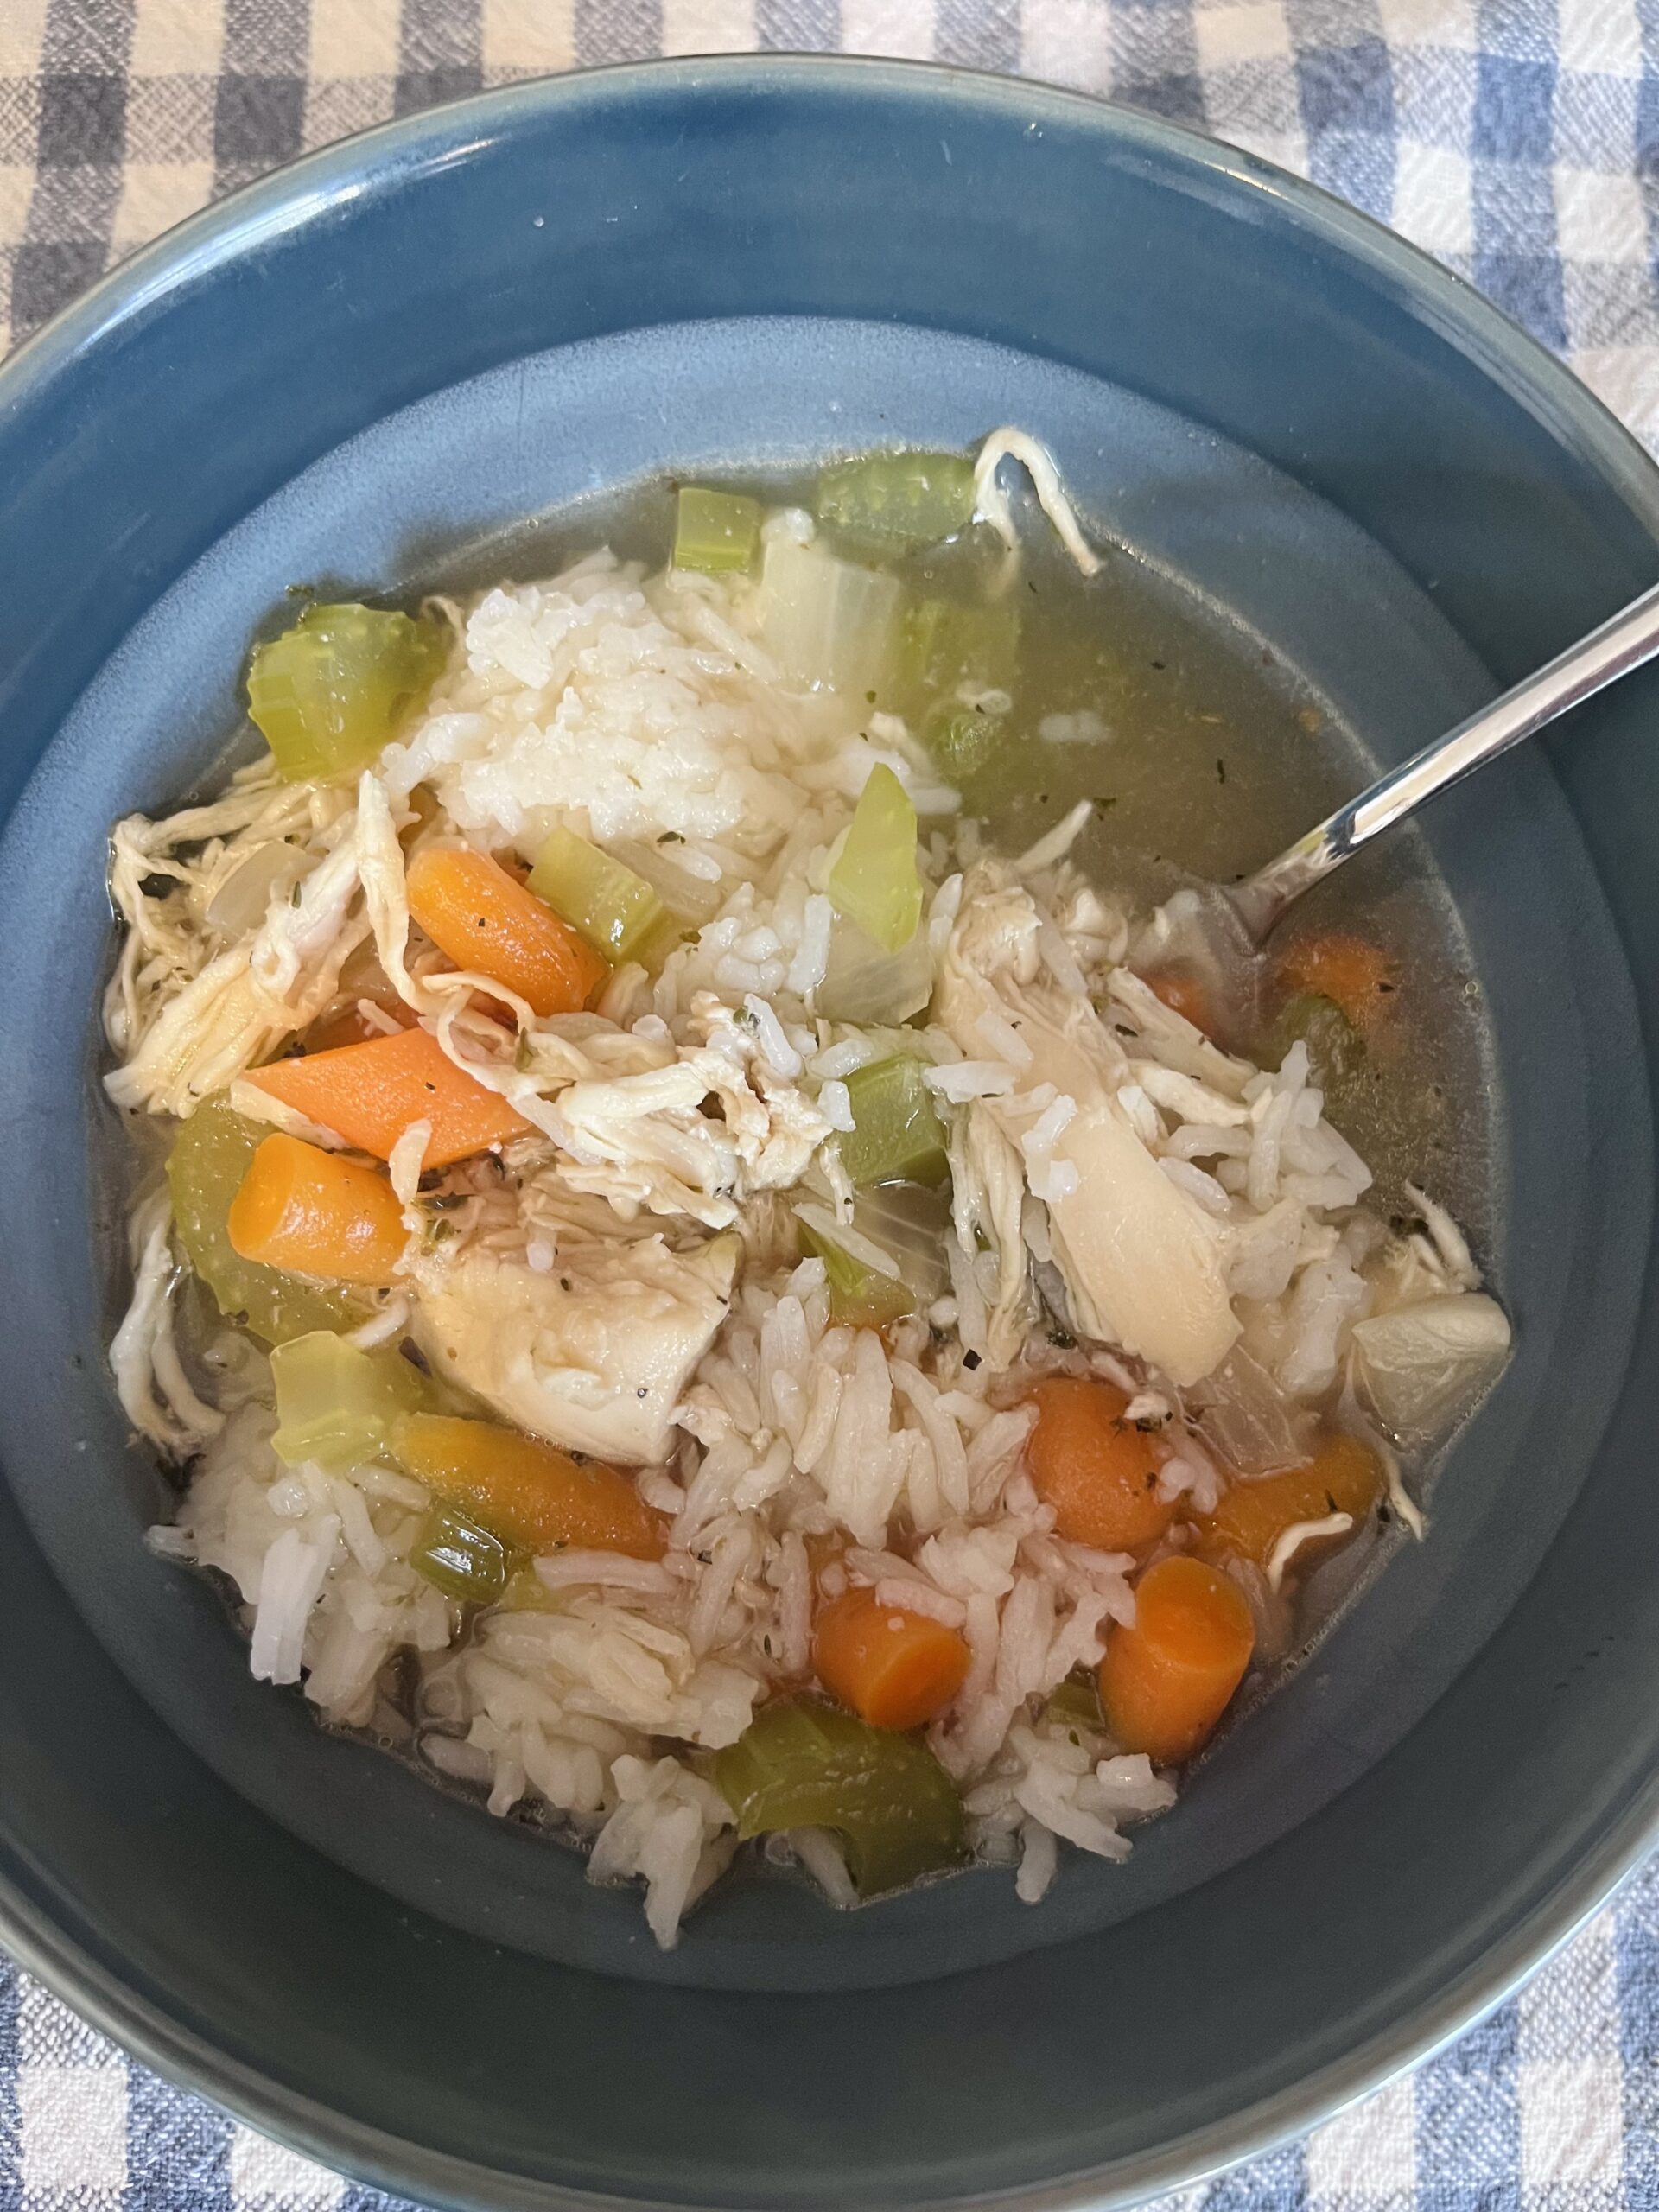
[101,432,1510,1946]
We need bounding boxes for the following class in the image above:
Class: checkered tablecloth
[3,1,1657,2205]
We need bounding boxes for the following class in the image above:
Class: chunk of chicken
[410,1231,738,1465]
[938,865,1239,1389]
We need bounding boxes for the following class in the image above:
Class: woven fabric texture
[2,1,1653,2204]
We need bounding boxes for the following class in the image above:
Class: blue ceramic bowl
[1,54,1656,2210]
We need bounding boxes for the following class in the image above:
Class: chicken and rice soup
[104,433,1510,1946]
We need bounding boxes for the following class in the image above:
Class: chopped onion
[852,1181,954,1303]
[1188,1347,1319,1477]
[205,840,313,936]
[816,912,932,1025]
[609,837,725,926]
[1349,1292,1512,1447]
[754,532,902,697]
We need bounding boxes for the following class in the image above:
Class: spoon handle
[1229,576,1659,942]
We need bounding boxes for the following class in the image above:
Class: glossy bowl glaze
[0,55,1656,2211]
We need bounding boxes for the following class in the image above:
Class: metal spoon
[1226,578,1659,943]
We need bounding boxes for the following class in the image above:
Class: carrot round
[1027,1375,1174,1551]
[1146,969,1215,1038]
[1192,1433,1381,1572]
[226,1133,408,1285]
[813,1586,971,1731]
[390,1412,665,1560]
[1276,933,1397,1033]
[1097,1554,1255,1765]
[243,1025,530,1171]
[406,846,608,1018]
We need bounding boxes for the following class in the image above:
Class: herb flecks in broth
[99,429,1510,1948]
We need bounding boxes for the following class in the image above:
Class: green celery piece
[827,765,923,955]
[167,1095,367,1345]
[715,1696,968,1898]
[798,1220,915,1330]
[410,1502,510,1605]
[920,702,1006,791]
[270,1332,432,1471]
[1266,991,1368,1121]
[840,1053,949,1187]
[672,486,761,575]
[1044,1677,1104,1737]
[528,825,679,967]
[247,602,448,785]
[899,594,1020,709]
[816,451,976,554]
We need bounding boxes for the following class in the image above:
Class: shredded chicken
[938,865,1239,1388]
[972,427,1103,580]
[109,1190,223,1454]
[410,1230,739,1465]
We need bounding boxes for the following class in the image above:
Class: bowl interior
[0,60,1656,2209]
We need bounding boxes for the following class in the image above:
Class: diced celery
[920,702,1007,791]
[828,766,923,955]
[247,602,448,785]
[409,1503,509,1606]
[715,1696,968,1898]
[1045,1677,1104,1737]
[167,1095,367,1345]
[755,534,902,698]
[500,1563,558,1611]
[899,594,1020,707]
[840,1053,948,1187]
[671,486,761,575]
[816,452,976,554]
[798,1218,916,1329]
[528,826,679,967]
[1266,991,1368,1122]
[815,913,933,1026]
[270,1332,432,1471]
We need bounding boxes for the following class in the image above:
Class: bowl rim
[5,48,1659,2212]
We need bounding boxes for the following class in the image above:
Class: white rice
[110,490,1506,1950]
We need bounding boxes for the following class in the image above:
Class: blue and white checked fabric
[3,1,1656,2204]
[2,1860,1656,2204]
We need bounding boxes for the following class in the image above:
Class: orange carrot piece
[390,1412,666,1560]
[1146,969,1216,1038]
[1191,1433,1381,1572]
[1097,1554,1255,1764]
[226,1133,408,1285]
[1027,1375,1174,1551]
[406,846,608,1017]
[1276,933,1398,1033]
[243,1026,530,1171]
[813,1585,971,1731]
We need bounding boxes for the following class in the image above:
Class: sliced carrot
[813,1585,971,1731]
[406,846,608,1017]
[1191,1433,1381,1572]
[1145,969,1215,1038]
[1276,933,1397,1033]
[1027,1375,1174,1551]
[226,1133,408,1285]
[1097,1554,1255,1764]
[243,1026,530,1171]
[390,1412,666,1560]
